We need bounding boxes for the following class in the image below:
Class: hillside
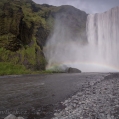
[0,0,87,74]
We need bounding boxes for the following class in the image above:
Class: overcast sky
[33,0,119,13]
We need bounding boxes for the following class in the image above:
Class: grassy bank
[0,62,64,76]
[0,62,31,75]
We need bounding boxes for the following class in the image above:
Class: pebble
[17,117,24,119]
[4,114,16,119]
[4,114,24,119]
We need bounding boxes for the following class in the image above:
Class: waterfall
[86,6,119,72]
[44,6,119,72]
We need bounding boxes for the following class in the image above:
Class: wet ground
[0,73,119,119]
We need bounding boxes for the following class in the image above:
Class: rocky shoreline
[52,73,119,119]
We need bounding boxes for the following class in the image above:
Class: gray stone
[4,114,16,119]
[66,67,81,73]
[4,114,24,119]
[17,117,24,119]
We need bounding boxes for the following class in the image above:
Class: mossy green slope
[0,0,87,75]
[0,0,47,73]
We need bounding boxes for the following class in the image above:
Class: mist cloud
[43,15,89,71]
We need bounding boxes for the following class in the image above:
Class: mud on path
[0,73,115,119]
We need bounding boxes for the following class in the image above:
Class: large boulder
[66,67,81,73]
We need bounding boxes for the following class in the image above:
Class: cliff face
[0,0,87,71]
[0,2,23,51]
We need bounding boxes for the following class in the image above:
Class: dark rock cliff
[0,0,87,71]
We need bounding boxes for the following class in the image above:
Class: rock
[4,114,16,119]
[17,117,24,119]
[4,114,24,119]
[66,67,81,73]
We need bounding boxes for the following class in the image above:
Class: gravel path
[52,73,119,119]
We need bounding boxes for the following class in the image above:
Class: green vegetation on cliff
[0,62,30,75]
[0,0,87,75]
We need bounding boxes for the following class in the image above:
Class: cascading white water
[44,6,119,72]
[86,6,119,71]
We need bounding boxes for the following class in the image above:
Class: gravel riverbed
[52,73,119,119]
[1,73,119,119]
